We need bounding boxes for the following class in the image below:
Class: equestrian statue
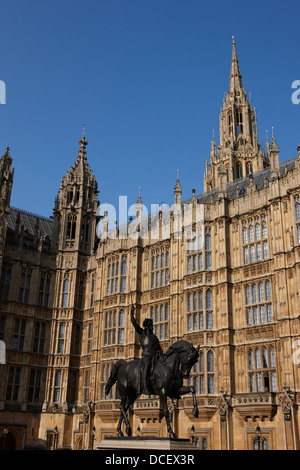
[105,305,200,439]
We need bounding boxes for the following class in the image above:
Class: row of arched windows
[248,346,277,392]
[151,248,169,288]
[187,289,213,331]
[106,255,127,295]
[245,281,273,325]
[189,350,214,395]
[103,309,125,345]
[242,216,268,265]
[187,229,211,273]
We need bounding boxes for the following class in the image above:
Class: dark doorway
[0,431,16,450]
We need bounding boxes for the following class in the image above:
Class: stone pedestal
[97,437,195,450]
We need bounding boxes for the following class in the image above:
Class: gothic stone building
[0,39,300,450]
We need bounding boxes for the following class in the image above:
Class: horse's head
[180,344,200,379]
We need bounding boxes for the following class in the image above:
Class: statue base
[97,436,195,450]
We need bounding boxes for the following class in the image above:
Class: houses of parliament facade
[0,39,300,451]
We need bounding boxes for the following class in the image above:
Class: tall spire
[78,123,88,159]
[229,36,243,92]
[204,37,266,193]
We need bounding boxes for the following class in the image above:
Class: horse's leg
[119,397,131,436]
[117,411,124,437]
[177,385,198,418]
[119,394,135,437]
[117,394,127,437]
[160,388,176,439]
[123,396,133,436]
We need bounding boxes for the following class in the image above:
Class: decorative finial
[271,126,276,143]
[83,123,86,137]
[177,169,180,181]
[232,35,236,46]
[137,186,142,204]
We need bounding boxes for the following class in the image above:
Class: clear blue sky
[0,0,299,220]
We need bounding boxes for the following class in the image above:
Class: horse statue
[105,340,200,439]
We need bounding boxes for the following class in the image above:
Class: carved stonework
[279,385,295,421]
[218,388,230,421]
[133,399,163,424]
[233,392,277,422]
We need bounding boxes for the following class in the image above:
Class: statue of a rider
[130,305,162,395]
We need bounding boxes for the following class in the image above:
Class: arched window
[187,293,192,312]
[243,227,248,244]
[57,323,65,353]
[236,109,243,135]
[205,230,212,270]
[249,225,254,243]
[193,293,197,311]
[199,290,203,309]
[253,437,268,450]
[66,213,77,240]
[252,284,257,303]
[62,278,69,307]
[202,437,208,450]
[236,162,243,178]
[205,233,211,251]
[54,371,61,403]
[262,438,269,450]
[265,281,271,301]
[206,290,212,309]
[270,346,276,368]
[121,256,127,292]
[245,285,251,305]
[255,224,261,241]
[207,351,214,372]
[255,348,261,369]
[206,289,213,329]
[259,282,264,302]
[118,310,125,344]
[199,352,204,372]
[249,349,254,370]
[262,222,267,239]
[262,347,268,368]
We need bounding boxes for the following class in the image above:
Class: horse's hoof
[118,431,124,437]
[126,426,132,437]
[192,407,199,418]
[169,432,176,439]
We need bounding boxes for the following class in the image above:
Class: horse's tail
[105,359,126,396]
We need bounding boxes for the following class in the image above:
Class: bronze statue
[130,305,162,395]
[106,326,200,438]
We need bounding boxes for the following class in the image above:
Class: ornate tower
[204,37,269,192]
[43,128,98,413]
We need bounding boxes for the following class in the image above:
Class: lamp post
[91,426,96,450]
[2,427,8,450]
[254,424,261,450]
[53,426,59,450]
[190,425,195,444]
